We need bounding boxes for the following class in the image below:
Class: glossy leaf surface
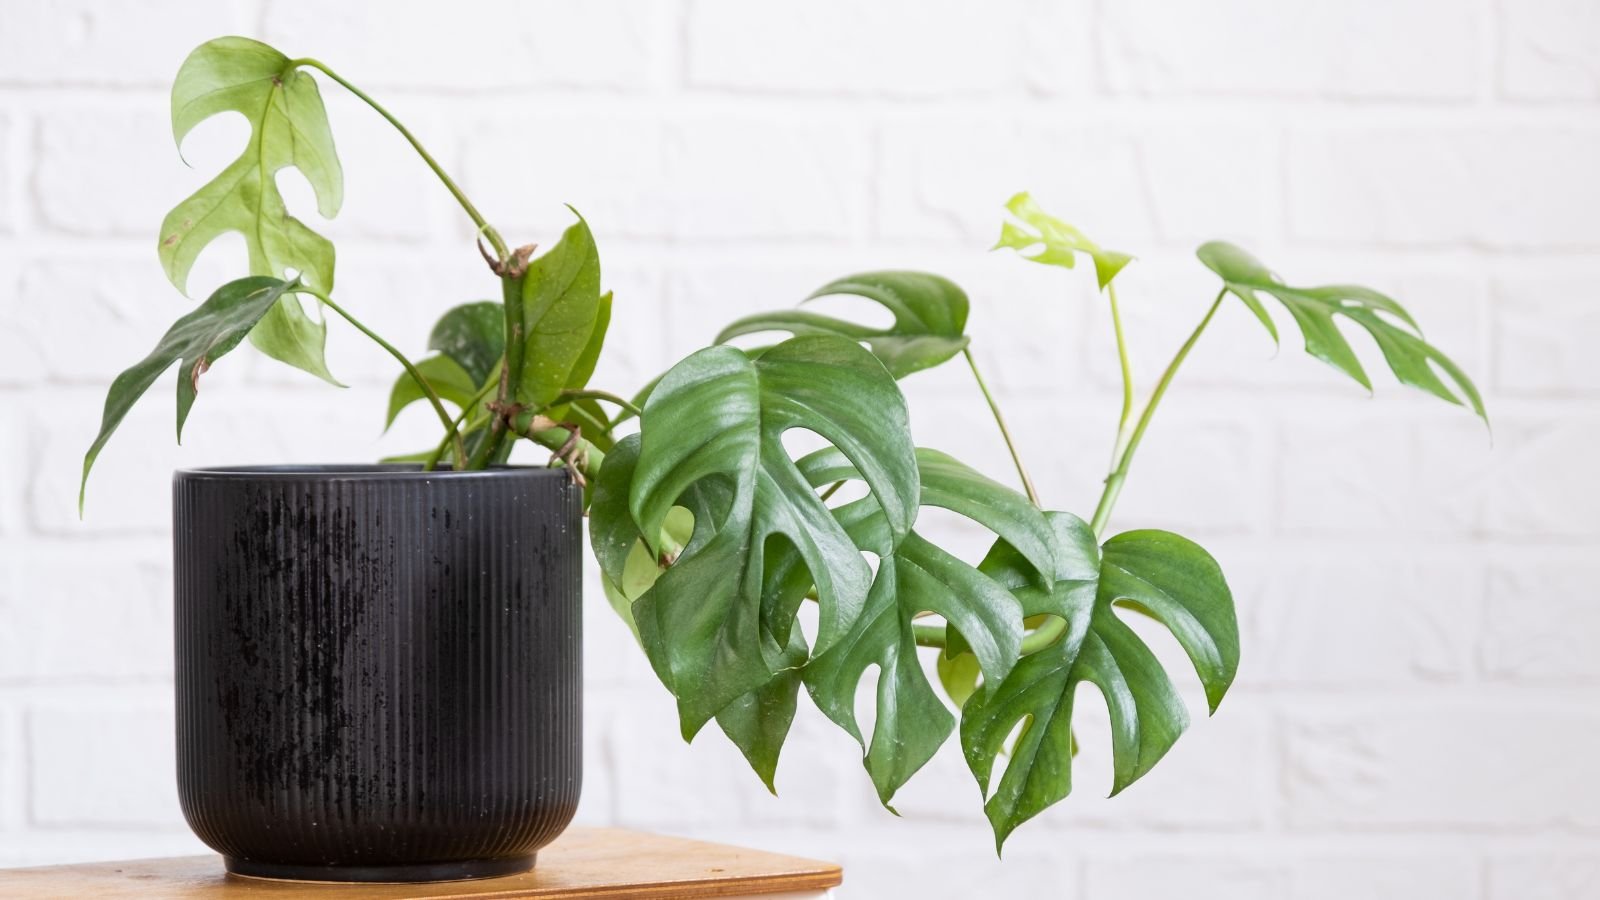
[160,37,341,383]
[81,276,298,507]
[1198,242,1486,419]
[716,271,970,378]
[519,214,603,409]
[384,302,504,429]
[960,512,1239,850]
[623,336,919,738]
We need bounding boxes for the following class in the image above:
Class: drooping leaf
[518,212,603,410]
[714,627,809,794]
[384,302,504,429]
[792,448,1052,808]
[716,271,970,379]
[80,276,299,509]
[1197,242,1486,419]
[623,336,919,739]
[159,37,342,384]
[993,192,1133,289]
[960,513,1240,850]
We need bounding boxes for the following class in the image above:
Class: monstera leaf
[1198,242,1486,419]
[960,512,1239,850]
[619,336,920,739]
[159,37,342,384]
[518,213,604,410]
[80,277,299,508]
[385,302,503,429]
[792,448,1055,807]
[715,272,970,378]
[994,192,1132,289]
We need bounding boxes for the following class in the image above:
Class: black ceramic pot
[172,466,582,883]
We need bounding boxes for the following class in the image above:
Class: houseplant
[83,36,1486,879]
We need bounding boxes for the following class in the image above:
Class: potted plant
[82,36,1486,882]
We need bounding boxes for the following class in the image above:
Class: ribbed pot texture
[173,465,582,883]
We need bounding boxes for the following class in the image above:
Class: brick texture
[1,2,1595,897]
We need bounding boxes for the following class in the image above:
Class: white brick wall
[1,2,1596,896]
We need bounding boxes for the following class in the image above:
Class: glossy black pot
[172,466,582,883]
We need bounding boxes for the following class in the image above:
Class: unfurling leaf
[618,336,919,740]
[1198,242,1486,419]
[80,277,299,509]
[960,514,1240,850]
[518,211,604,410]
[795,448,1055,808]
[994,192,1133,289]
[385,302,504,430]
[160,37,342,384]
[716,271,971,378]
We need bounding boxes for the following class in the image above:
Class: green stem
[300,288,467,469]
[963,347,1041,507]
[912,622,947,649]
[291,58,510,262]
[1088,288,1227,538]
[507,409,606,484]
[422,379,497,471]
[1105,281,1137,467]
[554,388,643,418]
[467,274,527,469]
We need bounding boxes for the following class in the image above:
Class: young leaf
[1198,242,1486,419]
[716,271,971,378]
[80,276,299,509]
[624,336,920,739]
[160,37,343,384]
[793,448,1055,808]
[519,212,604,410]
[384,302,504,429]
[994,192,1133,289]
[960,513,1240,851]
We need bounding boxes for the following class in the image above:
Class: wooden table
[0,828,841,899]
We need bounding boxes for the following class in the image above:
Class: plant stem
[291,58,510,262]
[1088,288,1227,538]
[422,379,497,471]
[963,347,1041,507]
[554,388,643,418]
[467,274,527,469]
[912,622,947,649]
[506,410,606,484]
[299,288,467,469]
[1107,281,1135,438]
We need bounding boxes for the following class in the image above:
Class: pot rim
[173,464,571,482]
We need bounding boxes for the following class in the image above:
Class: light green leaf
[159,37,342,384]
[384,355,478,430]
[81,276,299,509]
[960,513,1240,851]
[1197,242,1486,419]
[716,271,971,378]
[793,448,1053,808]
[623,336,919,739]
[519,212,603,410]
[994,192,1133,289]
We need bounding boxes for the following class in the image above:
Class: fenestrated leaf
[80,276,299,509]
[792,447,1054,808]
[518,212,603,410]
[960,513,1239,851]
[993,192,1133,289]
[716,271,971,378]
[1198,242,1486,419]
[384,302,504,430]
[159,37,342,384]
[625,336,919,739]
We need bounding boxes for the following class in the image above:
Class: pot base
[224,854,536,884]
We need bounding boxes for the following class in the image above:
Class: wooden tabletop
[0,828,842,899]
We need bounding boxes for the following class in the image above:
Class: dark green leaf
[519,212,603,409]
[624,336,919,739]
[961,514,1239,850]
[993,192,1133,289]
[795,448,1053,808]
[715,627,809,794]
[427,301,504,385]
[383,355,480,430]
[716,271,971,378]
[81,276,298,509]
[1197,242,1486,419]
[160,37,341,384]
